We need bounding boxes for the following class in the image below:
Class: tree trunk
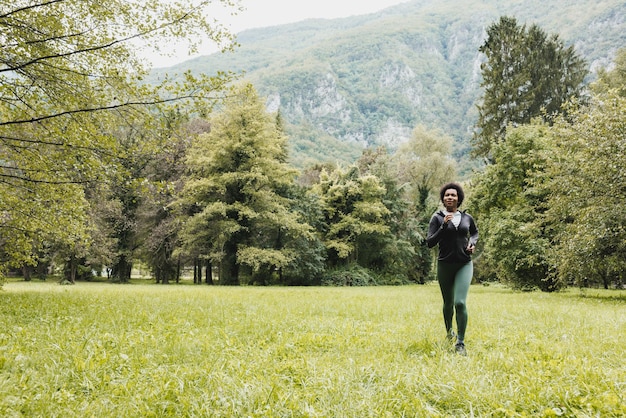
[63,254,77,284]
[70,262,77,284]
[22,265,32,281]
[36,260,50,280]
[111,255,132,283]
[205,260,214,285]
[220,240,239,285]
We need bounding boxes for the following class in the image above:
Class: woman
[427,182,478,356]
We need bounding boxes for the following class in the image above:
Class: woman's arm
[468,215,479,247]
[426,214,444,248]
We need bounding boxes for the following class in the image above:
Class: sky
[149,0,410,67]
[227,0,409,32]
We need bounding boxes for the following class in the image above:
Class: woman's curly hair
[439,182,465,206]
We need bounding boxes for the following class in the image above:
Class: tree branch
[0,171,97,185]
[0,92,221,127]
[1,1,229,74]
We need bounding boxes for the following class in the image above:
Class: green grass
[1,281,624,417]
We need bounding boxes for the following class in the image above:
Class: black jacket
[427,210,478,263]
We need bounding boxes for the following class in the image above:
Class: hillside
[151,0,626,170]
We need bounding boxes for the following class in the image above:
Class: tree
[470,51,626,291]
[388,126,457,283]
[392,125,456,210]
[0,0,238,279]
[177,84,313,285]
[356,147,426,283]
[92,109,175,284]
[274,184,326,285]
[592,47,626,97]
[311,165,390,269]
[546,90,626,289]
[469,123,559,291]
[137,117,211,284]
[473,16,587,160]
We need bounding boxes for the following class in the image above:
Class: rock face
[153,0,626,165]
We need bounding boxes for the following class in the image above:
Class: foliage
[392,125,456,210]
[0,0,238,278]
[0,180,90,270]
[300,146,441,284]
[592,47,626,97]
[177,84,313,285]
[469,124,559,291]
[276,186,326,285]
[389,127,459,283]
[546,89,626,289]
[473,16,588,160]
[1,282,625,416]
[135,116,211,284]
[469,47,626,291]
[310,165,391,268]
[356,148,424,283]
[321,263,377,286]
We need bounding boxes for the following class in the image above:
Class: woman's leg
[453,261,473,343]
[437,262,456,336]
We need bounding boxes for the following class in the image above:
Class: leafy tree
[81,183,119,280]
[136,116,211,284]
[0,0,238,280]
[546,89,626,289]
[473,16,587,160]
[389,126,457,283]
[0,173,91,276]
[355,147,424,283]
[276,185,326,285]
[105,162,142,283]
[177,84,313,285]
[470,52,626,291]
[392,125,456,210]
[592,47,626,97]
[311,164,390,270]
[95,110,175,283]
[469,123,559,291]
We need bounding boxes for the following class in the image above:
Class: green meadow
[1,281,624,417]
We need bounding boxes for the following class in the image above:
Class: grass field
[0,280,624,417]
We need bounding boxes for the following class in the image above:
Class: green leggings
[437,261,473,343]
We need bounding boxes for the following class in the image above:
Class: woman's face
[443,188,458,210]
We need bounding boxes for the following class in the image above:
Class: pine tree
[473,16,587,160]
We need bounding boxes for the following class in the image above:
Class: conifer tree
[178,85,313,285]
[473,16,587,160]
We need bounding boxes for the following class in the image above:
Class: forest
[1,1,625,291]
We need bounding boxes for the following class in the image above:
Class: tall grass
[1,281,624,417]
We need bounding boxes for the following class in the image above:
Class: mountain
[151,0,626,170]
